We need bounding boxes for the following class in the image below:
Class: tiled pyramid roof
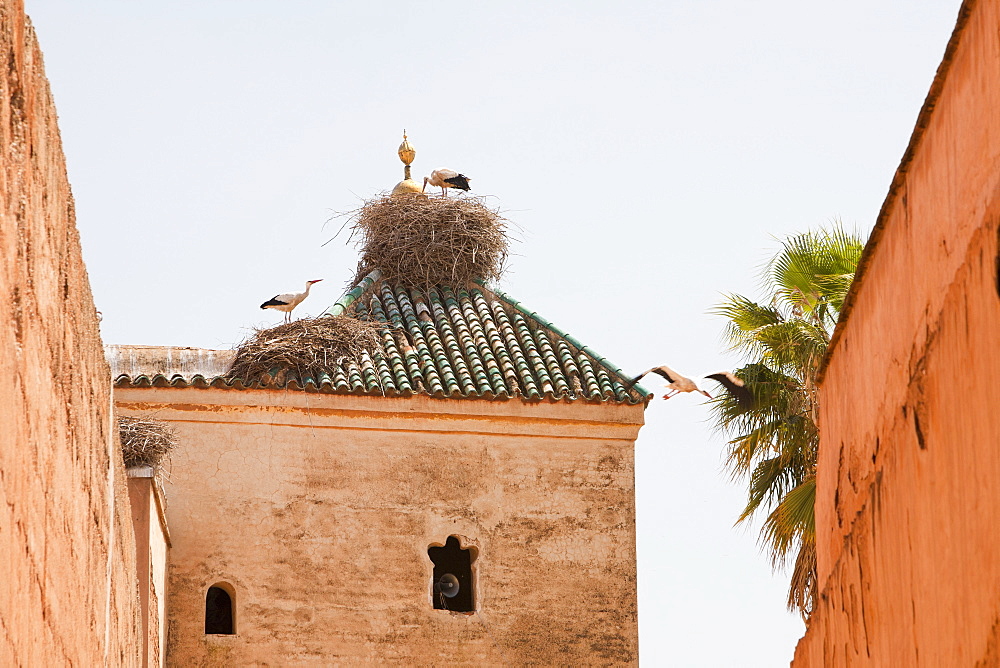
[112,270,649,404]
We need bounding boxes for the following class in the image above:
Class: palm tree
[711,225,863,616]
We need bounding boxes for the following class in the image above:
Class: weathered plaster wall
[793,1,1000,664]
[127,471,170,668]
[0,1,142,663]
[149,481,169,668]
[117,388,641,666]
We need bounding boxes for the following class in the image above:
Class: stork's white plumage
[627,365,754,408]
[422,168,471,196]
[260,279,323,323]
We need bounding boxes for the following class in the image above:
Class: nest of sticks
[118,416,176,468]
[348,195,508,288]
[226,315,388,383]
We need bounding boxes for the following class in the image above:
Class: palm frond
[722,412,816,478]
[767,224,864,327]
[710,224,862,617]
[752,320,829,375]
[738,455,808,524]
[710,363,813,436]
[760,475,816,563]
[787,537,817,618]
[714,295,785,358]
[813,272,856,314]
[713,294,784,332]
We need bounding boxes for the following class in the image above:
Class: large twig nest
[349,195,508,288]
[119,416,176,468]
[226,315,388,383]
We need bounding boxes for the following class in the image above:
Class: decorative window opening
[428,536,476,612]
[205,584,235,635]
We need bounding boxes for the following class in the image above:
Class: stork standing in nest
[627,365,754,409]
[260,279,323,324]
[423,168,471,196]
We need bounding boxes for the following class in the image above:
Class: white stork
[260,279,323,324]
[627,365,754,409]
[422,168,471,196]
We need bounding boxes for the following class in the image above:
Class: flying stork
[626,365,754,409]
[422,168,471,196]
[260,279,323,324]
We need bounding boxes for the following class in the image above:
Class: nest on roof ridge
[226,315,388,384]
[119,415,176,468]
[349,195,508,288]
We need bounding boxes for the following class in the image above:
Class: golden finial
[392,130,423,196]
[398,130,416,170]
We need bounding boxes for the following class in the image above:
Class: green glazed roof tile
[554,339,579,377]
[440,288,492,395]
[111,269,650,404]
[430,293,477,396]
[534,330,570,396]
[358,352,379,390]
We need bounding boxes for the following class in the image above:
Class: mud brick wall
[0,1,142,664]
[793,1,1000,664]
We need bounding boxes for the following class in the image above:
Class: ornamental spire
[391,130,422,196]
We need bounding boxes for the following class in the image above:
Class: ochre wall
[793,0,1000,663]
[148,480,169,668]
[127,472,170,668]
[117,388,641,666]
[0,1,143,664]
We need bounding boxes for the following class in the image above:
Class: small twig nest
[349,195,508,288]
[119,416,176,468]
[226,315,388,383]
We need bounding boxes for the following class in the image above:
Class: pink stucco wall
[0,1,142,663]
[793,1,1000,663]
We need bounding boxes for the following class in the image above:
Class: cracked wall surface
[792,0,1000,664]
[0,1,142,664]
[117,388,641,666]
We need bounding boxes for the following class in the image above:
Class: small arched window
[205,584,235,635]
[428,536,477,612]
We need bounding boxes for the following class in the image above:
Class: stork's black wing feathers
[705,372,754,409]
[624,366,677,389]
[260,296,290,309]
[444,174,471,191]
[650,367,678,383]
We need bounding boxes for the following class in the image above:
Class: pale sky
[26,2,961,665]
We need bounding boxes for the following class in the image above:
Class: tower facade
[111,274,645,664]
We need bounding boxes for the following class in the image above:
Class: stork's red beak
[310,279,323,283]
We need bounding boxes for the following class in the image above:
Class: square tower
[112,270,646,665]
